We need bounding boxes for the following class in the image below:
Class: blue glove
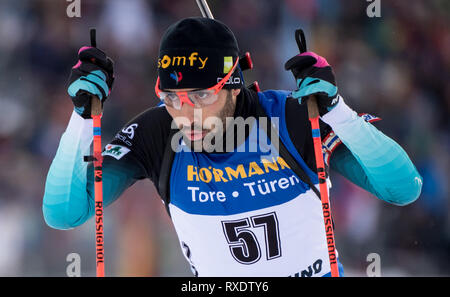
[67,46,114,118]
[285,52,338,116]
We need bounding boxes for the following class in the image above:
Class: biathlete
[43,17,422,277]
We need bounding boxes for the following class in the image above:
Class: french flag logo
[170,71,183,85]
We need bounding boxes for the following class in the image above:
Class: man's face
[165,88,241,150]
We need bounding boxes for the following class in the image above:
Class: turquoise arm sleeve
[42,111,143,229]
[323,97,423,206]
[330,144,380,196]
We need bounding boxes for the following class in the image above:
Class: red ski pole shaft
[84,28,105,277]
[91,97,105,277]
[307,97,339,277]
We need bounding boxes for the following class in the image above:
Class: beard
[183,90,236,152]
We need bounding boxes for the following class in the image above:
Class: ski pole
[86,28,105,277]
[196,0,214,19]
[295,29,339,277]
[307,97,339,277]
[92,102,104,277]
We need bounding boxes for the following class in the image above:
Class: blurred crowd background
[0,0,448,276]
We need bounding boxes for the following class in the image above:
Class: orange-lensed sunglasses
[155,58,239,110]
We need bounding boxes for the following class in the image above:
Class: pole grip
[91,96,102,116]
[90,28,97,47]
[307,96,320,119]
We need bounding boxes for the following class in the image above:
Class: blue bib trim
[169,90,319,216]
